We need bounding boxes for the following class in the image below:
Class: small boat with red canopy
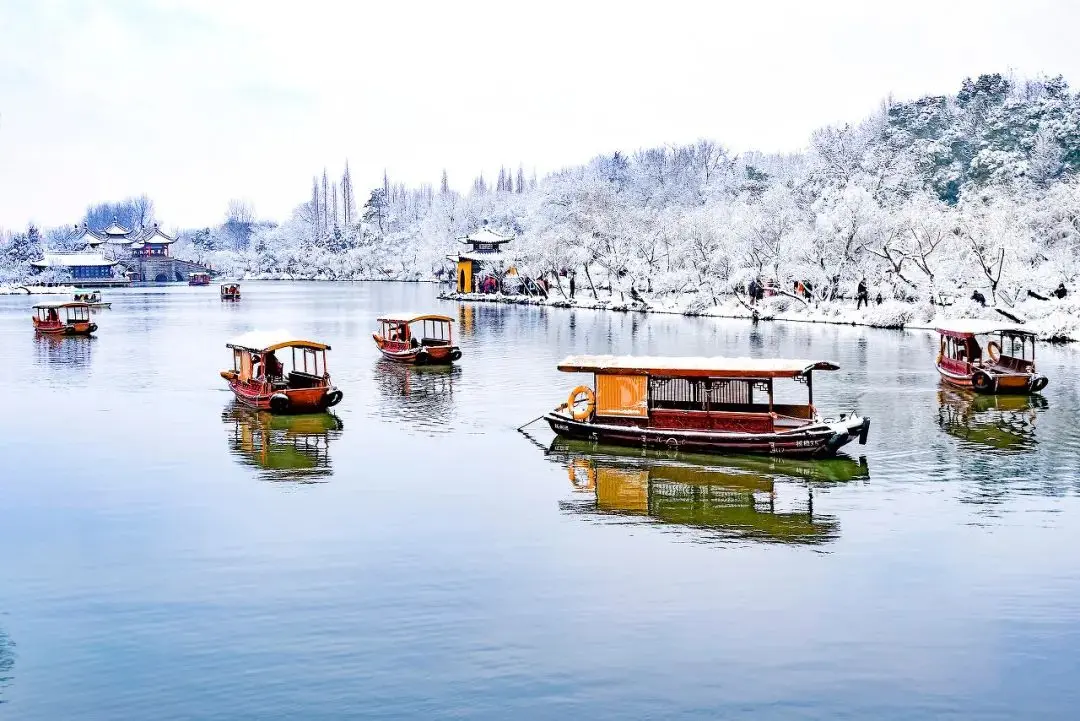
[32,301,97,336]
[935,320,1048,394]
[220,283,241,300]
[220,330,344,413]
[373,313,462,365]
[544,355,869,457]
[189,272,211,286]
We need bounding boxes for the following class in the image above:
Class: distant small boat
[220,330,343,413]
[220,283,241,301]
[32,301,97,335]
[373,313,462,365]
[189,272,211,286]
[544,355,869,457]
[73,291,111,309]
[935,320,1048,394]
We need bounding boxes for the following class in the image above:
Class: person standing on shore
[748,278,760,307]
[856,278,869,309]
[569,273,576,299]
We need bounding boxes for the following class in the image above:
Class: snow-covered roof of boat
[33,300,90,309]
[557,355,840,378]
[458,227,514,244]
[377,313,454,323]
[31,253,117,268]
[227,330,331,352]
[935,319,1034,337]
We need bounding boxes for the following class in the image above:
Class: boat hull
[33,321,97,336]
[373,335,461,365]
[936,365,1047,395]
[227,379,342,414]
[544,412,869,458]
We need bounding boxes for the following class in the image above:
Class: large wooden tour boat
[189,272,211,286]
[220,331,343,413]
[32,301,97,335]
[373,313,462,365]
[935,321,1048,394]
[544,355,869,457]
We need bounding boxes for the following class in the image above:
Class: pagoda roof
[103,221,132,236]
[133,224,176,244]
[458,227,514,245]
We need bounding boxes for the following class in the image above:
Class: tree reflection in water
[0,627,13,705]
[547,439,869,546]
[373,360,459,435]
[937,388,1046,454]
[221,404,343,483]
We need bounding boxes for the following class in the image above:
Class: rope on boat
[516,414,545,432]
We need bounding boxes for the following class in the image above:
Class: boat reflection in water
[33,333,95,369]
[374,360,459,434]
[548,439,869,545]
[222,404,343,482]
[937,388,1046,453]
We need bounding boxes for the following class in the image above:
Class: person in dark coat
[856,279,869,309]
[569,273,576,299]
[971,289,986,307]
[748,278,760,306]
[875,292,883,305]
[1053,282,1068,299]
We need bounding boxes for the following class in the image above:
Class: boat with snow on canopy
[220,282,241,300]
[220,330,344,413]
[544,355,870,457]
[189,272,211,286]
[32,301,97,335]
[373,313,462,365]
[73,291,110,308]
[935,320,1048,394]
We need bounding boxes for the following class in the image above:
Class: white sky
[0,0,1076,228]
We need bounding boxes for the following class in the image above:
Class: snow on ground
[0,285,78,295]
[440,291,1080,342]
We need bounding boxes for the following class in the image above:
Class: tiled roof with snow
[31,253,117,268]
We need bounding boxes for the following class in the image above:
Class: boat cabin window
[647,377,772,413]
[66,305,89,323]
[941,335,978,363]
[1000,333,1034,361]
[292,347,326,377]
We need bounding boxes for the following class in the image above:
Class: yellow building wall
[456,260,473,293]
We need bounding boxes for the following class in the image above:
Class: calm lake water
[2,281,1080,719]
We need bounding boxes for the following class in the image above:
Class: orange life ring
[567,386,596,421]
[987,341,1001,363]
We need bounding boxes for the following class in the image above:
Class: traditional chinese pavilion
[73,220,176,259]
[451,225,514,293]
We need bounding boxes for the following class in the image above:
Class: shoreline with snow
[439,290,1080,342]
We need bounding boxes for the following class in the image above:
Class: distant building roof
[31,253,117,268]
[458,227,514,245]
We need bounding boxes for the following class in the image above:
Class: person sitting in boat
[264,351,283,380]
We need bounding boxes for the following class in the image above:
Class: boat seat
[287,371,323,389]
